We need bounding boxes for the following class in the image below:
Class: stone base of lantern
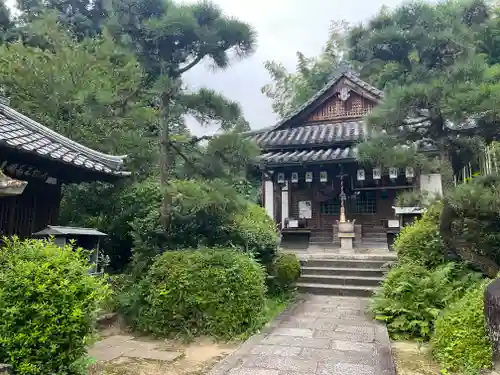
[338,232,355,251]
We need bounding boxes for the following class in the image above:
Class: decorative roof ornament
[339,87,350,102]
[0,170,27,197]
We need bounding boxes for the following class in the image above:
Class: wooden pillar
[281,180,289,229]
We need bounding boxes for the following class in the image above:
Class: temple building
[250,69,442,248]
[0,97,129,238]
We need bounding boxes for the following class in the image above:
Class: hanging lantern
[405,167,415,181]
[291,172,299,183]
[320,171,327,183]
[389,167,398,180]
[277,172,285,184]
[305,171,313,183]
[373,167,382,180]
[357,169,365,181]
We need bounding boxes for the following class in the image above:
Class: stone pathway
[208,295,395,375]
[89,335,183,362]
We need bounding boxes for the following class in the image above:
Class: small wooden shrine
[249,66,442,247]
[0,97,129,238]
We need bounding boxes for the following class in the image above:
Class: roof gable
[273,66,383,130]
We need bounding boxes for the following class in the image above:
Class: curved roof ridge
[0,103,127,170]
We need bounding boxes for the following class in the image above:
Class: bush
[0,238,109,375]
[269,253,301,293]
[394,203,445,269]
[227,203,280,266]
[121,248,267,338]
[370,262,481,340]
[432,280,493,373]
[130,180,279,275]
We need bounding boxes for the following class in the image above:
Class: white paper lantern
[291,172,299,183]
[405,167,415,179]
[277,172,285,184]
[373,167,382,180]
[305,171,313,183]
[357,169,365,181]
[389,167,398,180]
[320,171,327,183]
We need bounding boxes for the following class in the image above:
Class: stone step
[297,282,377,297]
[301,259,391,269]
[301,266,386,278]
[299,274,383,287]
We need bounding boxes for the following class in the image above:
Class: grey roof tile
[251,121,364,148]
[0,103,130,177]
[257,147,356,165]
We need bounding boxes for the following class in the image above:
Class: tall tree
[348,0,500,175]
[261,21,348,119]
[348,0,500,273]
[0,13,157,174]
[105,0,256,229]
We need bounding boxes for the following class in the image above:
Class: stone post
[0,364,13,374]
[484,278,500,369]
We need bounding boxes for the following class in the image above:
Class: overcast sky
[5,0,410,134]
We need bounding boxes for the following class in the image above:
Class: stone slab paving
[208,295,395,375]
[88,335,182,362]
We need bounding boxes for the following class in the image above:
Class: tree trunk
[159,90,172,230]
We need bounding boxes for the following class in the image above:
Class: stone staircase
[296,255,396,297]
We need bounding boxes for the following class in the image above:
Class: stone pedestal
[339,234,354,250]
[336,220,356,251]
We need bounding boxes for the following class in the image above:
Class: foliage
[348,0,500,172]
[119,248,267,339]
[394,204,446,269]
[128,179,278,275]
[370,262,482,340]
[432,280,492,373]
[0,14,158,174]
[0,237,109,375]
[269,253,301,293]
[395,190,430,208]
[226,203,280,266]
[441,174,500,277]
[261,21,348,118]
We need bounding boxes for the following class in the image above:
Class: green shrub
[129,180,279,275]
[269,253,301,293]
[227,203,280,266]
[121,248,267,338]
[394,204,445,269]
[0,238,109,375]
[432,280,492,373]
[370,262,481,340]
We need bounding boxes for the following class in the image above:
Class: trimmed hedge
[394,204,445,269]
[0,238,109,375]
[269,253,301,293]
[120,248,267,338]
[432,280,493,373]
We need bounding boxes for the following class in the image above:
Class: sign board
[298,200,312,219]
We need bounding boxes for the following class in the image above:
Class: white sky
[4,0,412,134]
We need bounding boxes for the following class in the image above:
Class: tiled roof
[0,103,130,177]
[258,147,356,165]
[272,63,383,131]
[251,121,365,148]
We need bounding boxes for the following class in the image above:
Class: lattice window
[354,191,377,214]
[320,197,341,215]
[319,191,377,215]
